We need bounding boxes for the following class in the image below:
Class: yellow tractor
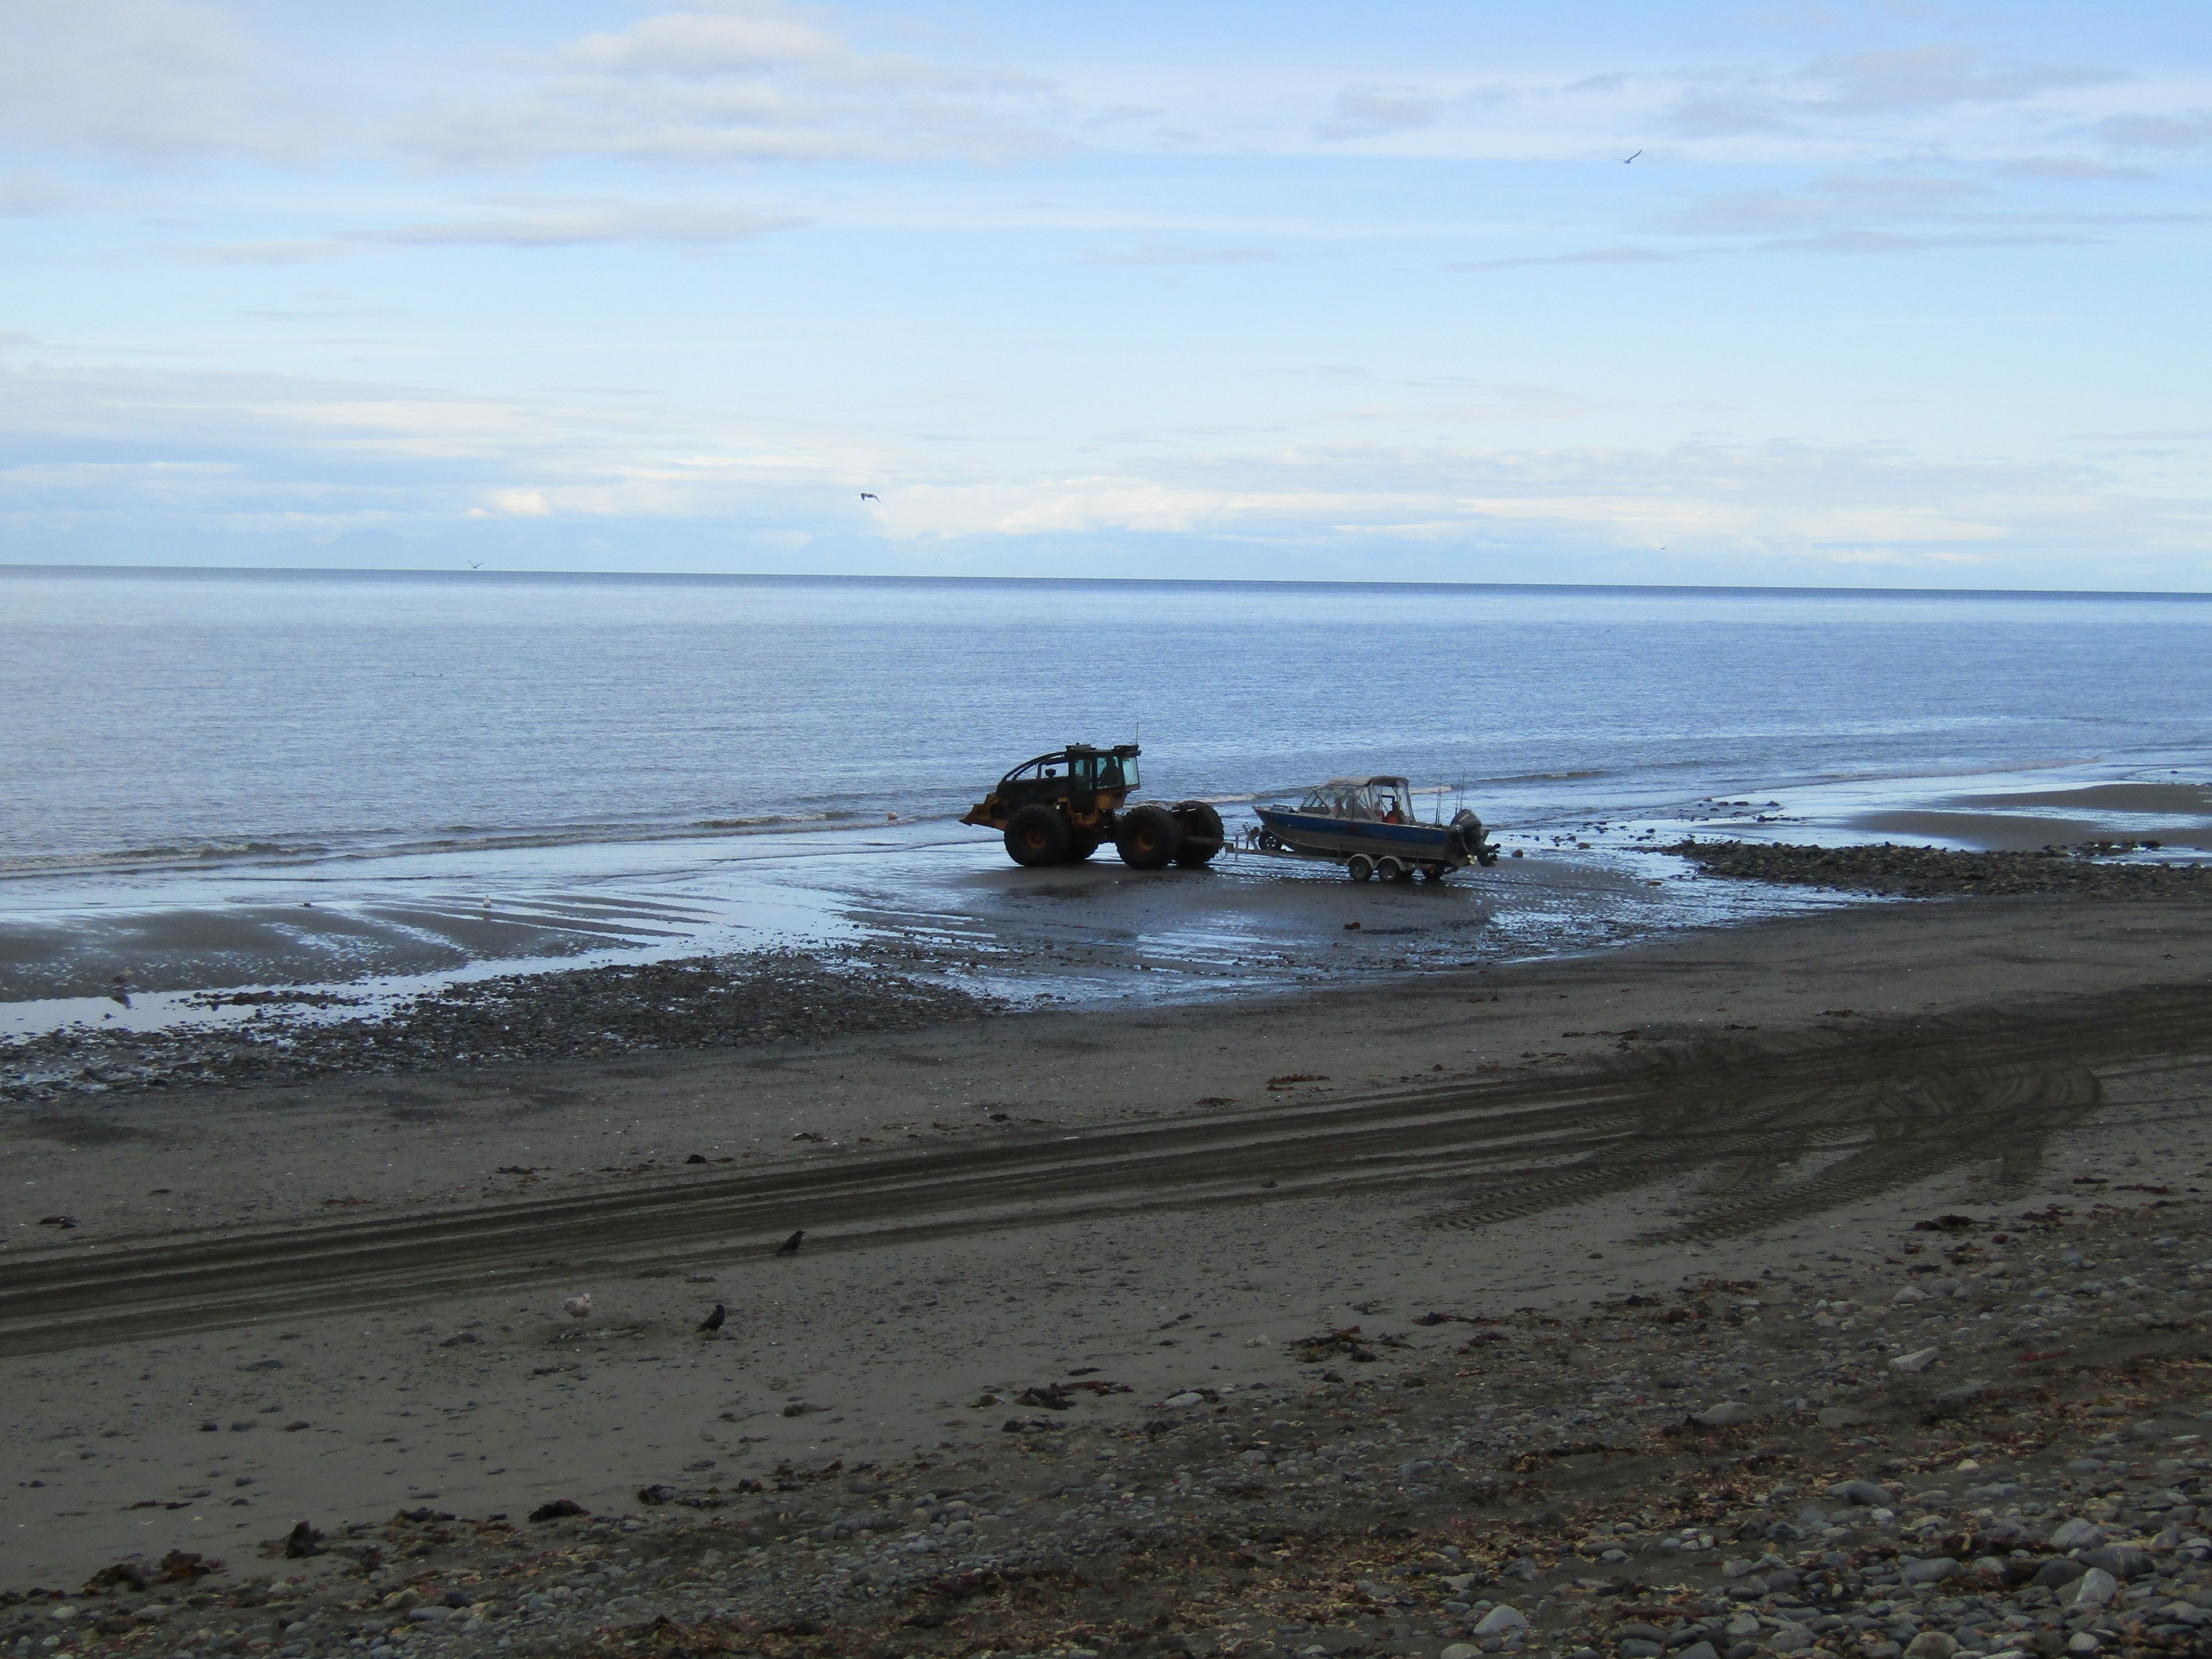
[960,743,1224,870]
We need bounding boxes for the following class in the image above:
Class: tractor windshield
[1079,753,1135,790]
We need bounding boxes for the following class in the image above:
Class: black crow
[776,1229,805,1256]
[697,1303,726,1333]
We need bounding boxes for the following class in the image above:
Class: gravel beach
[10,1196,2207,1659]
[5,881,2210,1659]
[1668,844,2212,903]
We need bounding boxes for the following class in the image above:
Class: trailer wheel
[1115,802,1183,870]
[1376,857,1405,882]
[1171,801,1224,866]
[1347,855,1374,881]
[1005,804,1071,867]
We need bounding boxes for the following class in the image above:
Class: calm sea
[6,568,2210,874]
[3,567,2210,1014]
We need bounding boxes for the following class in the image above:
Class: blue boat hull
[1254,806,1472,868]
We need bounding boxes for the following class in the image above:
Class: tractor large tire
[1005,804,1071,868]
[1171,801,1225,867]
[1115,802,1183,870]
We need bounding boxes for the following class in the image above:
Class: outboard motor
[1450,809,1500,867]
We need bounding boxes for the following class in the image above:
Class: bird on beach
[563,1293,592,1320]
[697,1303,726,1334]
[775,1229,805,1256]
[858,492,879,502]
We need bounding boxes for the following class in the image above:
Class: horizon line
[4,562,2211,603]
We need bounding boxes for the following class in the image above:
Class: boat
[1252,775,1498,882]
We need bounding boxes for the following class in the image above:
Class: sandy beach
[5,863,2211,1659]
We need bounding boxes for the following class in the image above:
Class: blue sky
[2,1,2209,588]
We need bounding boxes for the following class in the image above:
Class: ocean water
[3,567,2210,1013]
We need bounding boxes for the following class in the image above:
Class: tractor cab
[991,743,1141,815]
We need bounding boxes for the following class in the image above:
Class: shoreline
[8,843,2211,1108]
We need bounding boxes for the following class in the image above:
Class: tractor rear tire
[1115,802,1183,870]
[1005,804,1071,867]
[1171,801,1224,866]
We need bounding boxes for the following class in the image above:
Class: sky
[2,1,2209,589]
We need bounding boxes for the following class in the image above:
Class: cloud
[402,3,1062,169]
[1448,247,1683,273]
[1805,47,2119,116]
[1084,242,1285,266]
[4,347,2203,586]
[177,239,354,266]
[562,9,844,78]
[0,171,71,214]
[1665,87,1804,139]
[1655,171,1987,237]
[1653,46,2130,150]
[1314,87,1442,142]
[2092,109,2212,153]
[0,0,312,161]
[380,203,803,248]
[1996,156,2153,183]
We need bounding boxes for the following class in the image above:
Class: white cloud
[380,202,802,248]
[402,2,1061,169]
[0,0,313,160]
[1804,47,2119,116]
[562,9,844,78]
[1315,88,1443,142]
[2092,109,2212,153]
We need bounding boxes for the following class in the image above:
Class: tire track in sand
[1,985,2203,1357]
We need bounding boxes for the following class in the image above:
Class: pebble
[1693,1401,1757,1426]
[31,1190,2207,1659]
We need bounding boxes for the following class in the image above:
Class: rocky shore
[1,953,995,1107]
[1668,843,2212,902]
[13,1195,2207,1659]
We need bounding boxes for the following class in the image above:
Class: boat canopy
[1293,775,1415,823]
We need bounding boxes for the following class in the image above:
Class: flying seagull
[1622,150,1642,164]
[697,1303,726,1334]
[468,560,483,569]
[858,492,879,502]
[775,1229,805,1256]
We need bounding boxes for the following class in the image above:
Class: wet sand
[5,891,2212,1601]
[1846,780,2212,853]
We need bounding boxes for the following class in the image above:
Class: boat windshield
[1293,782,1412,822]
